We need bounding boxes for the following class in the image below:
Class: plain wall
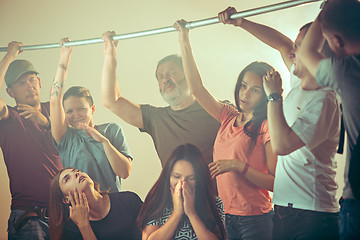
[0,0,346,239]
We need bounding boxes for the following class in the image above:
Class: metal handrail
[0,0,322,52]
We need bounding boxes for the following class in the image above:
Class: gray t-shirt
[317,55,360,199]
[140,101,220,166]
[55,123,132,192]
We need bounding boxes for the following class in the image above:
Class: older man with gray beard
[101,31,220,166]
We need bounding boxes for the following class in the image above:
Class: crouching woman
[137,144,226,240]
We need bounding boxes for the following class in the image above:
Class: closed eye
[187,176,196,181]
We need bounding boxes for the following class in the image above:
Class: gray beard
[160,79,191,107]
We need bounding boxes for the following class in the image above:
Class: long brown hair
[234,61,274,155]
[49,167,103,240]
[137,144,226,239]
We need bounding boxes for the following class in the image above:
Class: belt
[274,204,338,219]
[13,206,49,232]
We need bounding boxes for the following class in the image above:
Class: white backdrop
[0,0,345,238]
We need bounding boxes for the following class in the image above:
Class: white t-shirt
[272,69,341,213]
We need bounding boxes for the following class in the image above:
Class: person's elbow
[272,147,290,156]
[271,142,295,156]
[101,96,117,110]
[120,158,132,179]
[268,180,274,192]
[101,98,112,109]
[121,171,130,179]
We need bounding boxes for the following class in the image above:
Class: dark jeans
[273,205,339,240]
[339,198,360,240]
[225,210,274,240]
[8,210,50,240]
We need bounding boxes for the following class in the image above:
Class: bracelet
[59,64,67,70]
[239,163,249,178]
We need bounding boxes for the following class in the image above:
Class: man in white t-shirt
[218,7,341,240]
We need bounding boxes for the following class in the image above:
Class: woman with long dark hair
[174,20,277,240]
[49,167,142,240]
[137,144,226,240]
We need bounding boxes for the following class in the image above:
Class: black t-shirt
[65,191,142,240]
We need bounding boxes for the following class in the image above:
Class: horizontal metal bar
[0,0,322,52]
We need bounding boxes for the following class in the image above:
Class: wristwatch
[267,92,282,103]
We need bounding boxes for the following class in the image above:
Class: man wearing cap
[0,41,62,239]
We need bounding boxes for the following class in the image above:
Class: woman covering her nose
[137,144,226,240]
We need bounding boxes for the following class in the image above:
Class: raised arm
[218,7,294,70]
[101,31,143,129]
[263,71,305,155]
[174,20,224,122]
[298,15,324,80]
[0,41,23,120]
[50,38,73,144]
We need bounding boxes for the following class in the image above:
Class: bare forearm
[178,32,222,121]
[267,101,288,151]
[102,139,132,179]
[51,52,71,101]
[0,53,15,90]
[146,213,182,240]
[101,54,120,108]
[233,160,274,191]
[298,16,324,78]
[78,224,97,240]
[240,19,293,69]
[0,55,13,119]
[179,35,204,97]
[50,58,70,143]
[187,213,219,240]
[241,19,291,48]
[267,101,301,155]
[243,166,274,192]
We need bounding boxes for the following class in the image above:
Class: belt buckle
[39,207,49,220]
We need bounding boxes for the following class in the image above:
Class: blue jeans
[273,205,339,240]
[225,210,274,240]
[339,198,360,240]
[8,210,50,240]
